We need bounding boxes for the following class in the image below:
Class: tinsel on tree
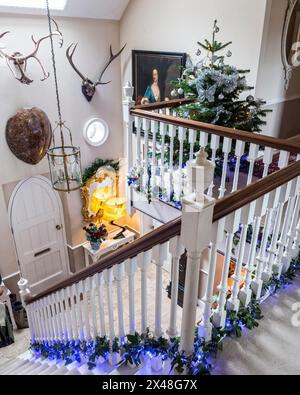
[171,20,271,132]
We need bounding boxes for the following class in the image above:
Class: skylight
[0,0,68,10]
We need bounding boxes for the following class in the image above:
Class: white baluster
[46,296,55,342]
[82,278,91,340]
[240,216,261,306]
[41,299,50,342]
[168,237,184,338]
[125,258,137,335]
[159,121,167,190]
[169,124,176,170]
[262,203,284,282]
[154,243,167,338]
[273,197,295,275]
[113,262,126,338]
[151,120,158,193]
[58,290,68,341]
[247,144,259,185]
[262,147,273,178]
[227,224,247,312]
[104,268,115,340]
[207,135,220,197]
[75,282,84,341]
[178,127,187,170]
[63,288,73,341]
[218,137,232,199]
[252,208,273,299]
[70,284,79,340]
[135,116,142,167]
[189,130,197,161]
[199,132,208,149]
[138,250,152,334]
[50,294,59,341]
[97,272,106,337]
[213,209,240,327]
[37,301,46,342]
[231,140,245,193]
[90,276,98,339]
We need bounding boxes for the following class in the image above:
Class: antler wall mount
[0,18,63,85]
[66,43,126,102]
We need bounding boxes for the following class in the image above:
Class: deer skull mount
[66,43,126,102]
[0,19,63,85]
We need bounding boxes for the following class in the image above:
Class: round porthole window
[83,118,109,147]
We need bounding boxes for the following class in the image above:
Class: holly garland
[82,158,119,184]
[30,255,300,375]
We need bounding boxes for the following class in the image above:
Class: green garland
[82,158,119,184]
[30,255,300,375]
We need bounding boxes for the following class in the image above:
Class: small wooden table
[83,229,135,267]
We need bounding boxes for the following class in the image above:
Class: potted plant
[83,223,108,251]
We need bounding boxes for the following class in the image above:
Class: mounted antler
[0,19,63,85]
[66,43,126,102]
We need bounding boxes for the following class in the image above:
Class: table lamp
[103,197,127,239]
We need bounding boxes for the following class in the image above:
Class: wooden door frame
[8,175,70,280]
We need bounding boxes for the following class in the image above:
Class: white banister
[247,144,259,185]
[219,137,232,198]
[63,287,73,341]
[138,250,152,334]
[125,258,137,335]
[82,278,91,340]
[104,268,115,340]
[154,243,167,338]
[168,236,184,338]
[97,272,106,337]
[169,124,176,170]
[69,285,79,340]
[113,263,126,338]
[75,282,84,341]
[90,275,98,339]
[232,140,246,193]
[189,130,197,161]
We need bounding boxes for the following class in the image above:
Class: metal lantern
[45,0,82,193]
[48,122,82,192]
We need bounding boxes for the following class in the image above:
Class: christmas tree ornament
[170,89,178,97]
[226,50,232,58]
[178,88,184,95]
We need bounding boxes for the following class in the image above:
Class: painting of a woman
[141,68,161,104]
[132,50,186,105]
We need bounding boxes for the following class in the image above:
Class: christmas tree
[171,20,271,132]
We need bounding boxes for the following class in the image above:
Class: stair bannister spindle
[218,137,232,199]
[113,262,126,338]
[154,243,167,338]
[189,129,197,161]
[75,282,84,341]
[159,119,167,191]
[63,288,73,341]
[231,140,246,193]
[239,216,261,306]
[262,147,273,178]
[97,272,106,337]
[70,284,79,340]
[138,250,152,334]
[213,208,241,327]
[247,144,259,185]
[58,290,68,341]
[103,268,115,340]
[89,276,98,339]
[168,236,185,338]
[125,258,137,335]
[207,135,219,197]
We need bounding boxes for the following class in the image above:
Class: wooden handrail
[26,161,300,305]
[131,108,300,154]
[133,98,194,111]
[213,160,300,221]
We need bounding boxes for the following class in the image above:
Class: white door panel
[9,176,69,296]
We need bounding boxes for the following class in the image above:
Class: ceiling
[0,0,131,20]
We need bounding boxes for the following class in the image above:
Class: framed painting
[132,50,187,105]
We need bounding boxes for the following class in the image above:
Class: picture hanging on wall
[132,50,186,105]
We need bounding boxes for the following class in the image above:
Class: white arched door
[9,176,69,296]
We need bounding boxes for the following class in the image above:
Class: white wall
[0,14,124,278]
[255,0,300,138]
[120,0,268,100]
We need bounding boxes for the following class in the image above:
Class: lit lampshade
[103,197,127,239]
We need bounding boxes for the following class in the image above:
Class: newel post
[179,149,215,355]
[18,277,31,307]
[123,82,135,216]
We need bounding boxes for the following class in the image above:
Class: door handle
[56,225,63,231]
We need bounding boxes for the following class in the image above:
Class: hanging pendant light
[46,0,82,192]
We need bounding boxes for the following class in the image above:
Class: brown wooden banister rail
[26,160,300,305]
[131,108,300,154]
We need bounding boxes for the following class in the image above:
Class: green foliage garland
[82,158,119,184]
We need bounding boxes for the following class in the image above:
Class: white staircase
[0,352,173,376]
